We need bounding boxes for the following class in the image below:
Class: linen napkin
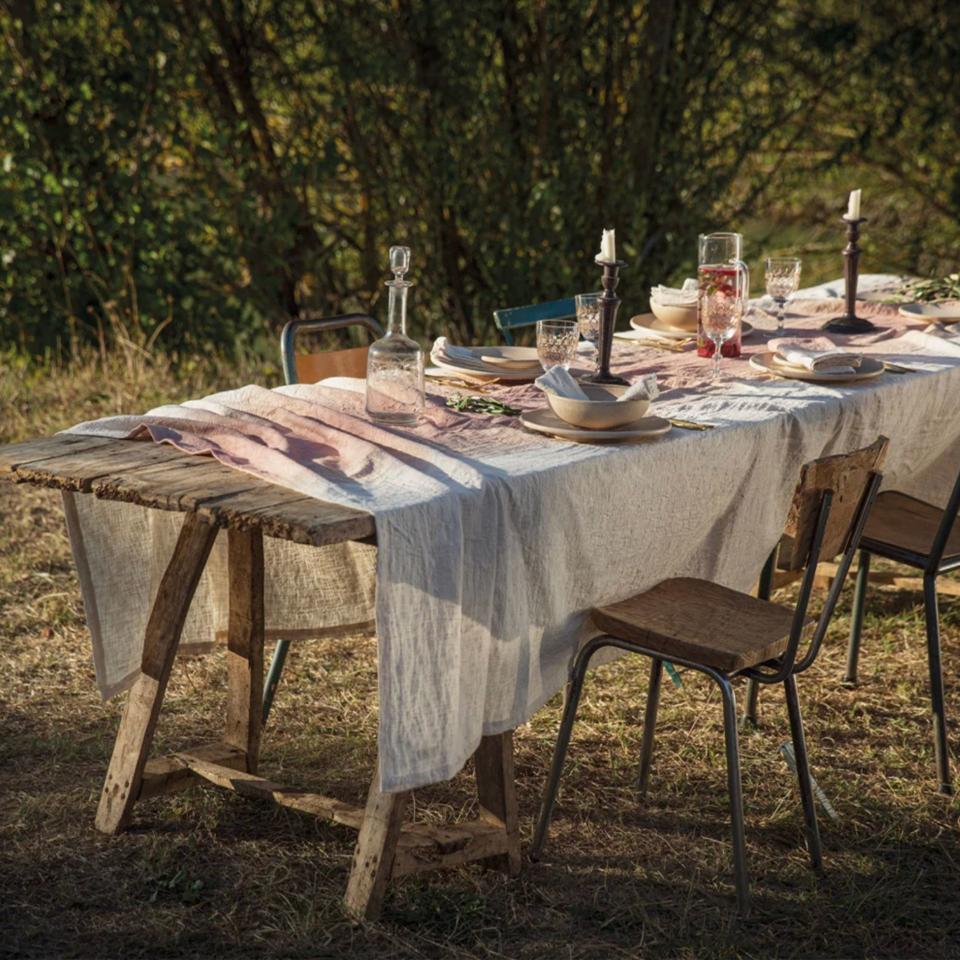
[535,366,589,399]
[619,374,660,402]
[433,336,485,368]
[651,278,698,305]
[769,336,863,374]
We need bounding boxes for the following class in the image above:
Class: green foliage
[0,0,957,358]
[905,273,960,303]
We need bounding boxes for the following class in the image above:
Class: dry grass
[2,354,960,959]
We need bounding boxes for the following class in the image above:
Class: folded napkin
[620,374,660,402]
[536,367,659,403]
[535,365,588,399]
[769,336,863,374]
[433,336,483,367]
[651,278,699,305]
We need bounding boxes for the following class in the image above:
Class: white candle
[597,228,616,262]
[846,189,861,220]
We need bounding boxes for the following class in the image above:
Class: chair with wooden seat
[844,474,960,796]
[262,311,384,721]
[493,297,577,344]
[531,438,888,914]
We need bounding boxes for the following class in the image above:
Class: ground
[2,357,959,959]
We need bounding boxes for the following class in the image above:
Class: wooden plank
[13,441,197,492]
[139,742,248,799]
[202,490,375,547]
[224,529,265,772]
[473,731,521,875]
[89,455,255,509]
[780,437,888,571]
[344,768,409,922]
[391,821,513,877]
[174,753,365,829]
[0,435,116,475]
[94,513,219,834]
[174,753,512,865]
[1,435,375,546]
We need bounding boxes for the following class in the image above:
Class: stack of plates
[898,302,960,324]
[627,312,754,341]
[521,408,672,442]
[749,352,884,383]
[430,344,542,380]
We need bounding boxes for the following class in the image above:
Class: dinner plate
[474,346,541,369]
[430,352,540,381]
[628,313,754,340]
[520,407,672,442]
[749,352,885,383]
[898,301,960,324]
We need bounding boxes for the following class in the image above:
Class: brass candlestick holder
[822,216,878,334]
[582,258,629,385]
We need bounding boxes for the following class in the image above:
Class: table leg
[474,730,522,875]
[224,529,265,773]
[95,513,219,835]
[343,766,409,921]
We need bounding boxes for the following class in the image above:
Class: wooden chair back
[280,312,383,386]
[493,297,577,345]
[779,437,889,572]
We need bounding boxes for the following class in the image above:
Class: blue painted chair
[493,297,577,344]
[262,311,383,723]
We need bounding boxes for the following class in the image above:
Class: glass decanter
[365,245,425,425]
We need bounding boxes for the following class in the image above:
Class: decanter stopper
[389,245,410,281]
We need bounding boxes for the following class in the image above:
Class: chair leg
[531,645,597,861]
[741,679,760,730]
[844,550,871,685]
[638,658,663,798]
[783,674,823,870]
[262,638,291,725]
[923,574,954,796]
[718,675,750,915]
[742,546,778,728]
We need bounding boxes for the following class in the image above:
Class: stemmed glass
[575,293,602,368]
[702,293,741,382]
[765,257,802,333]
[536,318,579,371]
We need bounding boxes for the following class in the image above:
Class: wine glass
[575,293,602,368]
[702,292,741,381]
[536,318,579,370]
[765,257,802,333]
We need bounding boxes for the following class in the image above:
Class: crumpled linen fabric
[63,287,960,792]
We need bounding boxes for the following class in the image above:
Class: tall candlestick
[582,257,629,386]
[822,215,878,334]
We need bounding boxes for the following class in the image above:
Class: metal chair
[493,297,576,344]
[531,438,888,915]
[262,311,384,723]
[843,471,960,795]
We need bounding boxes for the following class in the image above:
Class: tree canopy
[0,0,956,355]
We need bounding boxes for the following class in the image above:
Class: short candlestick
[582,259,630,386]
[822,216,877,334]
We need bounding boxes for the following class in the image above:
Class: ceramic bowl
[545,383,649,430]
[650,298,699,332]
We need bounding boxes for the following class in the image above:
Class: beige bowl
[650,298,699,332]
[546,383,650,430]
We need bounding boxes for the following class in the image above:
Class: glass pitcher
[697,232,750,359]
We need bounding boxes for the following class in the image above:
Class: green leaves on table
[445,394,521,417]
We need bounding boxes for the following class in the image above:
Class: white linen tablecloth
[62,283,960,792]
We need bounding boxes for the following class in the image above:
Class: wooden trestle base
[91,513,521,923]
